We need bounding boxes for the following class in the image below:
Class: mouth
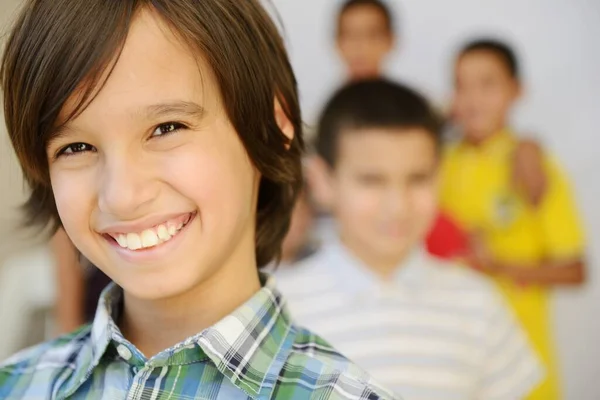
[379,224,409,238]
[103,211,197,252]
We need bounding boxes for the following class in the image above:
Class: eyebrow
[49,101,206,142]
[143,101,205,120]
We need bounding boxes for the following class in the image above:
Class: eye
[357,174,385,186]
[409,173,432,185]
[57,143,95,158]
[152,122,186,138]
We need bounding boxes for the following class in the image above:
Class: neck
[348,69,382,83]
[339,234,409,279]
[464,125,507,146]
[120,238,261,357]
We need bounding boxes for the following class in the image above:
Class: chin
[372,242,411,260]
[116,274,188,300]
[465,124,493,138]
[113,258,217,301]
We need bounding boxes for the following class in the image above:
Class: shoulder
[441,141,463,163]
[282,325,398,399]
[425,256,491,288]
[439,143,465,182]
[542,153,574,188]
[423,256,506,311]
[274,250,336,296]
[0,325,92,399]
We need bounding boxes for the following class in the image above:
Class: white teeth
[111,214,192,251]
[157,225,170,241]
[116,234,127,248]
[141,229,159,248]
[126,233,142,251]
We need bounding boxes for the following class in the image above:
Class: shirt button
[117,344,133,361]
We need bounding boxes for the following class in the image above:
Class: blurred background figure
[440,38,587,399]
[336,0,395,81]
[51,230,112,334]
[279,183,319,267]
[306,0,469,261]
[50,229,85,333]
[272,1,599,399]
[277,79,543,399]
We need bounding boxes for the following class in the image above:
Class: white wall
[273,0,600,398]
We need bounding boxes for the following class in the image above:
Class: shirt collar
[62,273,296,399]
[322,238,431,294]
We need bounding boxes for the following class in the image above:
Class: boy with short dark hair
[0,1,395,399]
[304,0,469,261]
[276,78,543,399]
[441,38,587,400]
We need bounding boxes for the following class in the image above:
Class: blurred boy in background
[0,0,396,397]
[336,0,395,81]
[279,184,319,266]
[277,78,543,399]
[441,38,587,400]
[306,0,468,260]
[50,230,111,333]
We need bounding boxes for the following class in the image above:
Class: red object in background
[426,212,468,260]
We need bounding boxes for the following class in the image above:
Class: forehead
[456,50,511,78]
[336,128,436,169]
[340,5,388,29]
[60,8,216,125]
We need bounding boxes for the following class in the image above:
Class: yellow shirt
[440,130,585,400]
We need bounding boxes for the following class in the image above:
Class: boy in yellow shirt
[440,38,586,400]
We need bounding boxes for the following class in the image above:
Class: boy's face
[47,10,261,300]
[330,129,438,266]
[336,5,393,80]
[453,51,520,142]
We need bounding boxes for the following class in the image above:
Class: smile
[105,212,196,251]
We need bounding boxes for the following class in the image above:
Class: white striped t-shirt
[275,241,543,400]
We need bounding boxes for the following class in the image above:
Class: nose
[97,152,159,220]
[382,185,411,219]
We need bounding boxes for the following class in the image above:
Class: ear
[304,154,335,212]
[386,31,397,53]
[274,98,294,148]
[512,79,523,101]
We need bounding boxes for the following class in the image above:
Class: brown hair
[317,78,442,167]
[1,0,304,267]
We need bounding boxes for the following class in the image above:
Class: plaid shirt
[0,275,396,400]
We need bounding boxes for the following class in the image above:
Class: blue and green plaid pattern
[0,275,397,399]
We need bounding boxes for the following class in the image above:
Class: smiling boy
[0,1,395,399]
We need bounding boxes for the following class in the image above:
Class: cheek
[50,168,94,230]
[411,186,438,224]
[453,94,471,115]
[373,40,390,58]
[335,182,380,224]
[483,87,511,113]
[167,147,256,219]
[338,39,355,58]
